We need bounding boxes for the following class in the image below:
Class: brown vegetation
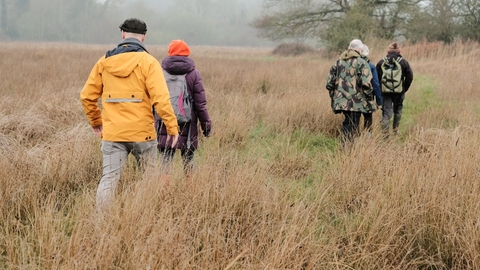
[272,42,317,57]
[1,41,480,269]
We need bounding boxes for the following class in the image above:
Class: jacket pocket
[103,91,144,103]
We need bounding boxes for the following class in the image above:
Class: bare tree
[435,0,457,43]
[253,0,423,50]
[402,0,480,43]
[456,0,480,41]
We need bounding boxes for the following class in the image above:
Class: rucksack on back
[163,70,192,125]
[153,70,194,149]
[380,57,403,93]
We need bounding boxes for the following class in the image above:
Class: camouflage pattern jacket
[326,49,374,113]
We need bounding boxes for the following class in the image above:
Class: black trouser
[342,111,361,145]
[362,112,373,132]
[159,147,195,175]
[381,93,405,133]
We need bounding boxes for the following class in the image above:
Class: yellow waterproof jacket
[80,49,178,142]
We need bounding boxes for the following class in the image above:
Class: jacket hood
[340,49,361,60]
[100,38,148,78]
[161,56,195,75]
[100,52,146,78]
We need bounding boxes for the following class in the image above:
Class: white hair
[362,44,370,56]
[348,39,363,51]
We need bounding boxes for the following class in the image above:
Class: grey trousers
[97,140,157,210]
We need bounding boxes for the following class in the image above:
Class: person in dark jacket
[155,40,212,177]
[361,44,382,134]
[376,42,413,136]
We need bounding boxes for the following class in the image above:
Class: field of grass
[1,40,480,269]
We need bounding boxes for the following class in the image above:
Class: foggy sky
[0,0,272,47]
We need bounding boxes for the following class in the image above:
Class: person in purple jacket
[361,44,383,134]
[155,40,212,178]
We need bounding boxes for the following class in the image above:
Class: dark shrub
[272,42,315,56]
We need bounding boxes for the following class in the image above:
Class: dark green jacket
[326,49,374,113]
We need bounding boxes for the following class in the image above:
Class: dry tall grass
[1,40,480,269]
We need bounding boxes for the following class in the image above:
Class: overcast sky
[0,0,272,47]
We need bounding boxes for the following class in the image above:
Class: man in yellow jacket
[80,18,179,210]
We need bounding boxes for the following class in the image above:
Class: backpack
[162,70,192,125]
[380,57,403,93]
[153,71,193,148]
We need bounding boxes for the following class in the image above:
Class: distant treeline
[253,0,480,51]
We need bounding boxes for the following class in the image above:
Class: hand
[203,122,212,137]
[203,128,211,137]
[91,125,102,138]
[166,134,179,147]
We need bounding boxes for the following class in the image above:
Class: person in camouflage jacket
[326,39,373,145]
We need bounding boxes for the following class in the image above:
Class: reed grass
[1,40,479,269]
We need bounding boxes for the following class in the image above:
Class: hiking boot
[393,113,401,130]
[393,127,399,135]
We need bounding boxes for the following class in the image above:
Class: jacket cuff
[166,125,179,136]
[91,119,102,127]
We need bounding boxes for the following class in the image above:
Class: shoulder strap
[335,59,340,76]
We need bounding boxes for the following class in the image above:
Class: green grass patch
[247,125,338,195]
[249,125,338,159]
[401,75,444,131]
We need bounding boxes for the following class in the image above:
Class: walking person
[376,42,413,136]
[326,39,373,146]
[360,44,383,134]
[155,40,212,180]
[80,18,179,211]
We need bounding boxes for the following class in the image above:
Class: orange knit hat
[168,40,190,56]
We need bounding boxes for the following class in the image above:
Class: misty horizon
[0,0,275,47]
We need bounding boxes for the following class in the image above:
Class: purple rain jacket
[156,56,212,150]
